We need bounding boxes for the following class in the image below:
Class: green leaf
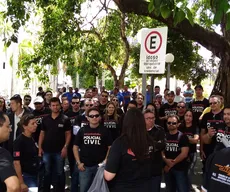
[148,0,154,12]
[160,5,172,19]
[226,13,230,31]
[213,9,223,24]
[185,7,194,26]
[174,9,186,26]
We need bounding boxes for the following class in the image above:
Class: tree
[113,0,230,104]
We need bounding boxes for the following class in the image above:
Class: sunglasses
[209,102,217,105]
[177,106,185,109]
[72,102,80,105]
[167,122,177,125]
[88,114,100,118]
[85,104,94,107]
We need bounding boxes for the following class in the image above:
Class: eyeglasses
[177,106,185,109]
[112,99,118,101]
[209,102,217,105]
[72,102,80,105]
[88,114,100,118]
[85,104,93,107]
[167,122,177,125]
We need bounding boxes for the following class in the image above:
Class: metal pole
[166,62,170,90]
[150,75,155,102]
[142,74,147,104]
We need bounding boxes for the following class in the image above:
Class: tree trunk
[212,52,230,105]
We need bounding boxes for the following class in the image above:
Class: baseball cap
[194,85,203,90]
[33,96,44,104]
[155,94,162,98]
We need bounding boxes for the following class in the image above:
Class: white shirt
[174,95,185,103]
[14,109,24,140]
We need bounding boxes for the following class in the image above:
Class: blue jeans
[71,164,79,192]
[152,175,161,192]
[23,173,38,188]
[79,165,98,192]
[165,168,189,192]
[43,152,65,192]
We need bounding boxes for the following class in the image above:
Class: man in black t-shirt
[73,108,112,192]
[98,91,109,115]
[38,97,71,192]
[144,109,165,192]
[0,112,20,192]
[159,91,178,129]
[202,147,230,192]
[200,95,223,172]
[32,96,50,143]
[176,101,186,123]
[162,115,189,192]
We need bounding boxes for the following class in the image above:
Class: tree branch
[113,0,230,58]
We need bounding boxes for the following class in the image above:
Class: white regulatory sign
[139,27,168,74]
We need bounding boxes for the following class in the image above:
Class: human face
[209,97,221,112]
[0,115,11,142]
[144,112,155,129]
[195,88,203,97]
[85,90,92,98]
[124,85,128,91]
[87,110,101,126]
[167,117,179,131]
[136,95,144,105]
[45,92,52,101]
[107,104,115,115]
[62,100,69,111]
[127,103,136,110]
[167,94,175,104]
[10,100,20,112]
[224,108,230,126]
[34,102,44,111]
[154,101,161,109]
[112,97,119,106]
[24,97,31,106]
[155,87,160,94]
[50,101,61,113]
[176,88,181,95]
[177,103,186,114]
[71,99,80,110]
[184,111,193,124]
[24,119,37,134]
[0,98,5,110]
[100,93,108,103]
[84,100,94,112]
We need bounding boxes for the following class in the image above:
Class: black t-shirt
[147,124,166,176]
[165,131,189,170]
[203,147,230,192]
[103,116,120,141]
[74,114,89,128]
[13,134,39,175]
[214,126,230,152]
[98,103,108,115]
[41,114,71,153]
[105,136,155,192]
[0,147,17,192]
[33,108,51,143]
[74,125,112,166]
[201,111,224,155]
[179,124,198,153]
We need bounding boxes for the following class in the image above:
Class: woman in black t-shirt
[179,110,199,191]
[104,108,155,192]
[103,102,120,141]
[13,114,39,190]
[111,96,124,116]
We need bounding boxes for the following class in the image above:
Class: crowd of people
[0,83,230,192]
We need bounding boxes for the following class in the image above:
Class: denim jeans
[152,175,162,192]
[188,153,197,189]
[23,173,38,188]
[79,165,98,192]
[164,168,189,192]
[43,152,65,192]
[71,164,79,192]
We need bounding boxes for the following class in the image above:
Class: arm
[104,170,116,181]
[173,146,189,165]
[4,176,20,192]
[188,134,199,144]
[38,130,45,156]
[104,146,111,162]
[13,161,28,192]
[73,145,85,171]
[201,128,214,144]
[61,130,71,158]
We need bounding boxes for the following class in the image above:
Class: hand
[164,165,171,173]
[207,127,216,138]
[200,150,206,160]
[38,148,43,157]
[164,158,175,168]
[78,163,85,171]
[61,147,67,158]
[20,183,28,192]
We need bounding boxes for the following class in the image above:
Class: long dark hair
[0,97,6,112]
[182,109,196,127]
[122,108,154,161]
